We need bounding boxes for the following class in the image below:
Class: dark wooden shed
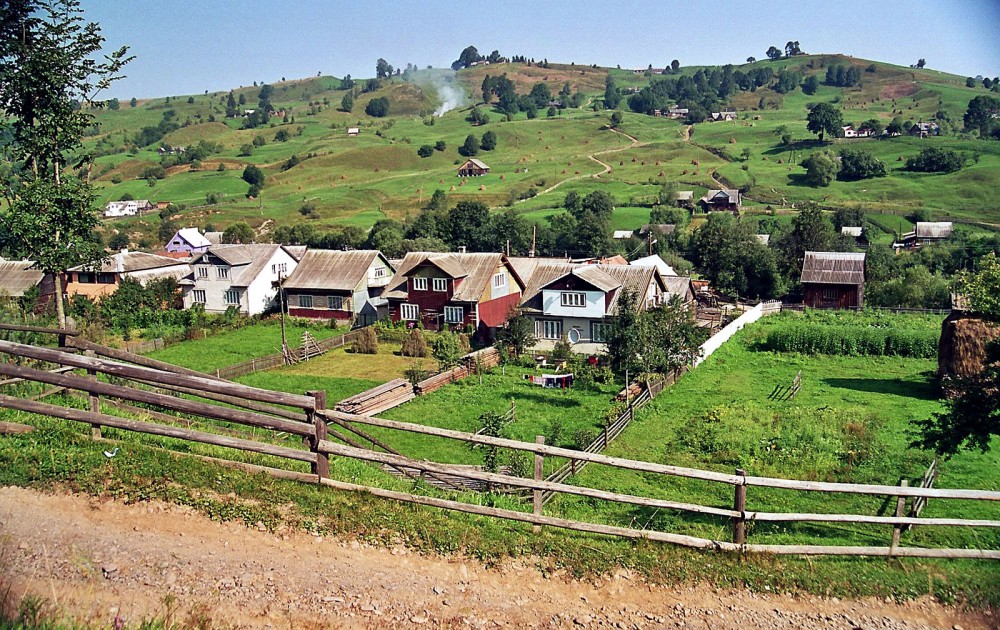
[800,251,865,309]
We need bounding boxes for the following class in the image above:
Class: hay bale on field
[938,313,1000,379]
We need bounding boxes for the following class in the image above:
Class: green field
[83,54,1000,251]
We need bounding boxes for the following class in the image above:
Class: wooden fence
[213,329,365,380]
[0,331,998,560]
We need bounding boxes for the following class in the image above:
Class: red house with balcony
[383,252,524,334]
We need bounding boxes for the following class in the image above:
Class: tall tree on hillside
[375,58,393,80]
[766,46,782,61]
[806,102,843,141]
[603,75,621,109]
[963,95,1000,136]
[0,0,131,328]
[452,45,482,71]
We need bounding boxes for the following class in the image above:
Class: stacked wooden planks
[335,378,415,416]
[414,365,468,395]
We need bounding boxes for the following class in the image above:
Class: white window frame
[373,267,386,278]
[444,306,463,324]
[592,322,611,343]
[197,266,208,278]
[298,294,313,308]
[413,277,428,291]
[433,277,448,292]
[537,320,562,340]
[192,289,206,304]
[224,289,241,305]
[400,303,419,321]
[328,296,344,310]
[216,266,229,279]
[493,271,506,289]
[561,292,586,307]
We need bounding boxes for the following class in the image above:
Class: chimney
[458,246,466,254]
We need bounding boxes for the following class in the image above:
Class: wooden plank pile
[463,347,501,370]
[415,365,469,395]
[335,378,415,416]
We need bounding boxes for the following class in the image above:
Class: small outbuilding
[457,158,490,177]
[800,251,865,309]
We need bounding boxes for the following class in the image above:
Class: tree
[417,144,434,158]
[766,46,782,61]
[905,147,964,173]
[432,331,462,370]
[802,74,818,95]
[778,205,835,274]
[458,134,480,157]
[784,41,802,57]
[241,164,265,187]
[340,91,354,112]
[452,45,482,71]
[222,222,254,244]
[670,59,680,73]
[966,77,977,88]
[447,200,489,249]
[801,150,839,186]
[495,311,536,358]
[375,57,393,79]
[963,95,1000,135]
[691,213,780,299]
[0,0,132,328]
[746,56,756,64]
[480,130,497,151]
[806,102,843,141]
[129,96,137,108]
[837,148,886,181]
[603,75,621,109]
[609,110,623,128]
[605,290,705,379]
[958,251,1000,318]
[466,106,490,125]
[365,96,390,117]
[916,58,926,69]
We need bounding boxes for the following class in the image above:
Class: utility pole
[277,272,289,363]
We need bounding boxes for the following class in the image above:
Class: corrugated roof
[282,250,384,292]
[384,252,515,302]
[801,251,865,285]
[638,224,676,236]
[915,222,953,239]
[174,228,211,248]
[700,189,740,204]
[520,263,667,315]
[191,244,285,287]
[630,254,676,276]
[69,251,188,274]
[0,260,44,296]
[204,231,224,244]
[460,158,490,170]
[841,226,863,237]
[612,230,634,239]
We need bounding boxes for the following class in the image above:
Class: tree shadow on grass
[515,390,584,408]
[823,377,938,401]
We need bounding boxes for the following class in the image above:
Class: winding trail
[522,127,643,201]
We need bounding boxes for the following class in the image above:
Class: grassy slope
[84,55,1000,244]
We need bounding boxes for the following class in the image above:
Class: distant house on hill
[165,228,213,255]
[667,107,689,119]
[612,230,634,240]
[283,249,394,326]
[347,127,360,136]
[894,222,953,249]
[909,121,940,137]
[675,191,694,208]
[457,158,490,177]
[699,189,741,214]
[800,251,866,309]
[710,110,737,122]
[104,199,154,218]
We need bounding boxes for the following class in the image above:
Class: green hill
[84,54,1000,246]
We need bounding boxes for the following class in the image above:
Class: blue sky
[85,0,1000,99]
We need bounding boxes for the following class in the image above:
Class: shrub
[417,144,434,158]
[400,328,429,357]
[551,336,573,361]
[350,327,378,354]
[905,147,963,173]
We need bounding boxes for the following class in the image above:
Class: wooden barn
[800,251,865,309]
[457,158,490,177]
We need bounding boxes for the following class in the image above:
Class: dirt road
[0,486,992,629]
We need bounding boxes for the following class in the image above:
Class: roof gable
[801,251,865,285]
[283,250,387,291]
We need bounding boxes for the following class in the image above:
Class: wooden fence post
[890,479,908,557]
[84,350,101,439]
[603,424,609,449]
[733,468,747,545]
[533,435,544,533]
[307,390,328,479]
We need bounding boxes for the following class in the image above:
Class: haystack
[938,312,1000,379]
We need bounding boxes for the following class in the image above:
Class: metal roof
[841,226,863,237]
[700,189,740,204]
[190,244,287,287]
[800,251,865,285]
[173,228,211,248]
[630,254,676,276]
[0,260,44,296]
[384,252,518,302]
[69,250,188,274]
[915,222,953,239]
[459,158,490,170]
[282,250,388,292]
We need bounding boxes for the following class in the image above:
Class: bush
[400,328,429,357]
[905,147,963,173]
[350,327,378,354]
[551,336,573,361]
[417,144,434,158]
[365,96,390,118]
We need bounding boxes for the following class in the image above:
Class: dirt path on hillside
[526,127,642,201]
[0,487,992,629]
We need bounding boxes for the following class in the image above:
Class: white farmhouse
[183,244,298,315]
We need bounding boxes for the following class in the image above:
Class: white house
[183,244,298,315]
[630,254,677,276]
[104,199,154,218]
[165,227,213,255]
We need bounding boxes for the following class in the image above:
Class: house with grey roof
[66,250,190,300]
[0,260,52,304]
[699,189,741,214]
[383,252,523,333]
[457,158,490,177]
[182,244,298,315]
[165,227,213,255]
[801,251,865,309]
[283,250,394,326]
[894,222,953,249]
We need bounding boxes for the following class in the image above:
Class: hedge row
[762,324,938,358]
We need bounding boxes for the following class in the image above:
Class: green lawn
[147,319,347,373]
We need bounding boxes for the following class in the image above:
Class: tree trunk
[54,273,67,330]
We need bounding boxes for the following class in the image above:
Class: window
[561,292,586,307]
[493,271,506,289]
[76,272,94,283]
[400,303,419,320]
[568,327,582,343]
[433,277,448,292]
[592,323,610,343]
[328,296,344,310]
[298,295,313,308]
[537,320,562,340]
[272,263,287,275]
[97,273,116,284]
[192,290,206,304]
[373,267,386,278]
[224,289,241,305]
[413,277,428,291]
[822,287,839,300]
[444,306,463,323]
[197,267,208,278]
[216,267,229,279]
